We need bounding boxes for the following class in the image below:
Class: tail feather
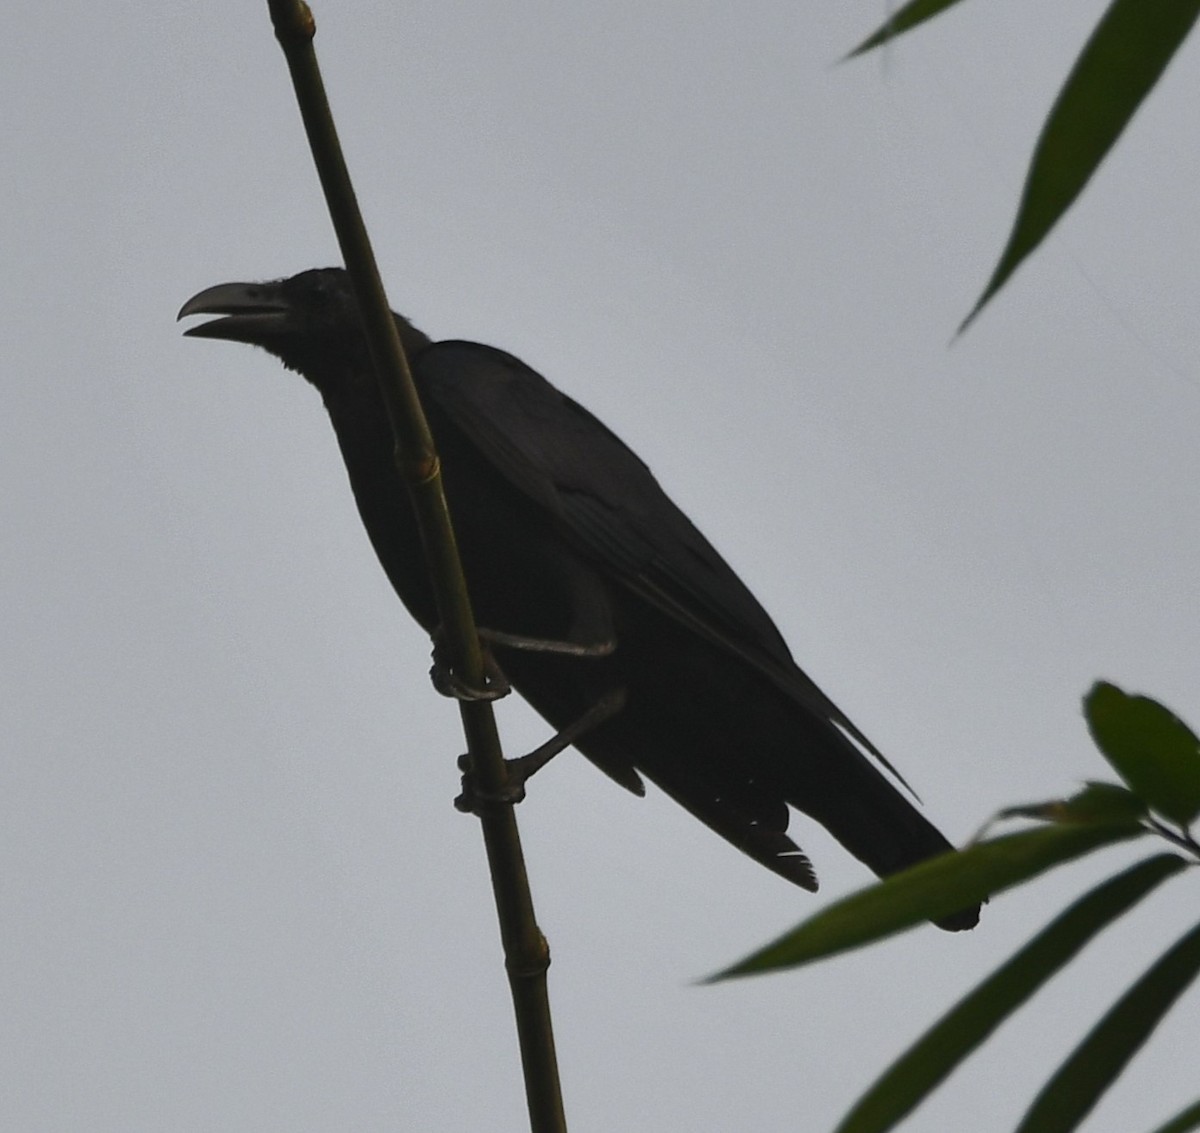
[795,752,980,931]
[640,767,819,892]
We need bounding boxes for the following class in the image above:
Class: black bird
[180,268,977,930]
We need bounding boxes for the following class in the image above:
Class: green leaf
[833,854,1187,1133]
[1147,1098,1200,1133]
[710,821,1146,980]
[844,0,968,60]
[1085,682,1200,826]
[1056,780,1151,823]
[1017,917,1200,1133]
[997,781,1147,826]
[960,0,1200,331]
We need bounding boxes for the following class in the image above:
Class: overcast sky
[4,2,1199,1130]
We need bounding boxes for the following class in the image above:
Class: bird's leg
[477,626,616,658]
[455,687,628,811]
[429,625,616,702]
[429,628,511,702]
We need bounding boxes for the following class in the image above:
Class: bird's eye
[291,270,334,307]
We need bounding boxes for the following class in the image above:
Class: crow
[180,267,977,930]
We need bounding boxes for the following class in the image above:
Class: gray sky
[4,2,1199,1129]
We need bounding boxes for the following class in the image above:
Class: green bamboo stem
[264,4,567,1128]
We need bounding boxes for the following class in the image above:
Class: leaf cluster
[714,683,1200,1133]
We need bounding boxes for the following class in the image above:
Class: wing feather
[418,341,904,784]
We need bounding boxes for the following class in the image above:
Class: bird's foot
[454,751,532,811]
[454,687,628,813]
[429,630,511,702]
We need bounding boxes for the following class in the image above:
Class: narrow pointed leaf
[1053,780,1150,823]
[711,821,1146,979]
[845,0,968,60]
[1017,917,1200,1133]
[1147,1099,1200,1133]
[997,781,1147,826]
[961,0,1200,331]
[834,854,1187,1133]
[1085,682,1200,826]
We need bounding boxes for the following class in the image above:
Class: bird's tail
[796,740,980,931]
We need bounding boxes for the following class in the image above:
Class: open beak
[177,281,292,342]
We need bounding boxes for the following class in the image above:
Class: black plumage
[180,267,977,930]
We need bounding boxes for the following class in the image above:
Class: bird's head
[178,267,430,393]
